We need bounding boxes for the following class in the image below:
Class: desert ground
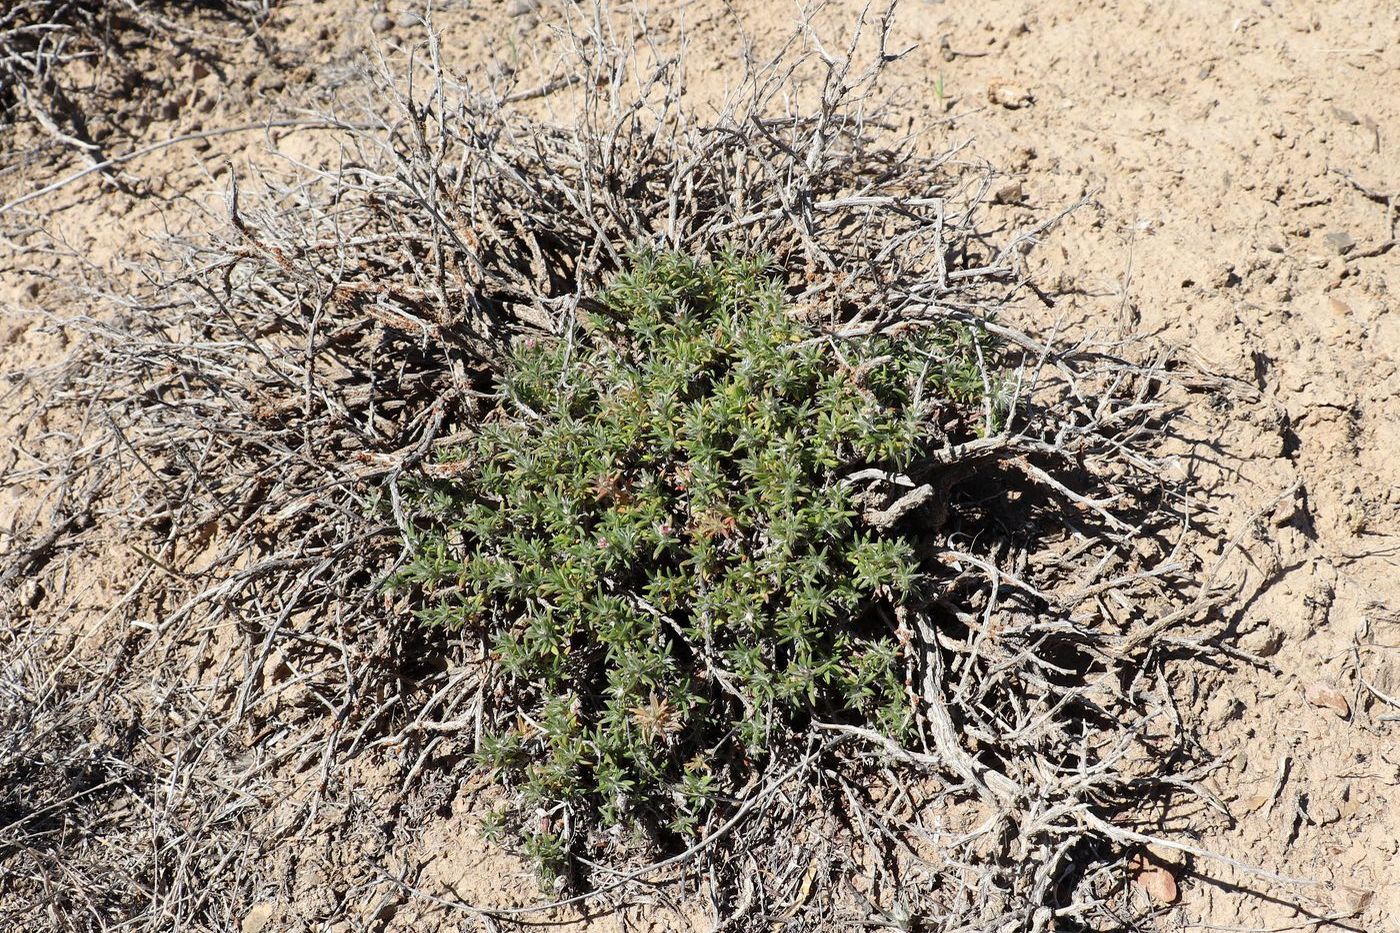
[2,1,1397,931]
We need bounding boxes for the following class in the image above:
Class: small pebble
[507,0,541,15]
[1322,231,1355,255]
[988,81,1033,109]
[396,11,418,28]
[1132,865,1178,906]
[1333,888,1374,918]
[371,12,393,32]
[1331,106,1360,125]
[23,580,45,609]
[1304,681,1350,718]
[993,181,1024,204]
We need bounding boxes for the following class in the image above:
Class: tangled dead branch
[0,620,264,932]
[1,2,1256,930]
[0,0,269,170]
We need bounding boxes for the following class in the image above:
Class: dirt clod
[241,903,278,933]
[1240,624,1285,658]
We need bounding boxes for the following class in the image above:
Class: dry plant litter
[0,3,1265,930]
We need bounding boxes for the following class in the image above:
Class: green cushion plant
[395,250,1003,881]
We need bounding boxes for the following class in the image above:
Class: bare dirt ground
[2,1,1397,931]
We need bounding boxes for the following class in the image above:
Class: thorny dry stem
[1,2,1299,930]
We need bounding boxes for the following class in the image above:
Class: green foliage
[396,250,1001,880]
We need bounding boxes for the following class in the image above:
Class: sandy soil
[2,1,1397,931]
